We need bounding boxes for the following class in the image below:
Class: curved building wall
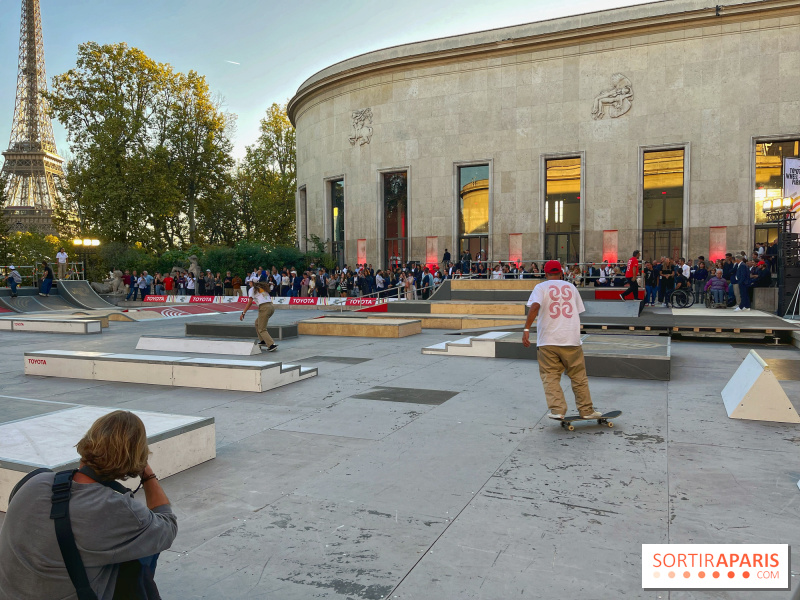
[290,0,800,267]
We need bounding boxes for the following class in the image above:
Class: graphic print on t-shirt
[548,285,575,319]
[527,279,585,347]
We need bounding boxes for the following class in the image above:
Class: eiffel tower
[2,0,64,235]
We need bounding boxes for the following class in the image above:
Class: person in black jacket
[38,261,54,297]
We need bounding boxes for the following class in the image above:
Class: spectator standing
[186,273,196,296]
[214,273,223,296]
[643,261,657,306]
[55,247,68,280]
[692,261,708,303]
[164,272,175,296]
[734,257,752,312]
[126,270,139,301]
[224,271,234,296]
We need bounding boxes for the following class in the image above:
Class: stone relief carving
[349,108,373,146]
[591,73,633,120]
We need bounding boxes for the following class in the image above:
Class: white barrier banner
[642,544,789,590]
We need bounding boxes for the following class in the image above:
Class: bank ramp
[57,280,117,310]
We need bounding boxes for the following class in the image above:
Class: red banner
[190,296,214,303]
[237,296,250,303]
[346,298,377,306]
[289,297,318,305]
[143,296,167,302]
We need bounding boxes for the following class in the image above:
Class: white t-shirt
[56,252,68,264]
[527,280,585,347]
[253,291,272,305]
[681,264,690,278]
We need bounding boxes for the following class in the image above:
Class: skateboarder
[522,260,601,420]
[620,250,640,301]
[240,281,277,352]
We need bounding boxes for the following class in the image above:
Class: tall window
[544,157,581,264]
[754,140,799,245]
[330,179,344,267]
[297,186,307,251]
[384,172,408,268]
[458,164,489,263]
[642,149,684,262]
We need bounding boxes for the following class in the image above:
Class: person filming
[0,410,177,599]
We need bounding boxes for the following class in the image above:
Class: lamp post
[762,199,798,315]
[72,238,101,280]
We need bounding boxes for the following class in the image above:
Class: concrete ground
[0,308,798,599]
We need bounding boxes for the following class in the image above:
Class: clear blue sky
[0,0,654,160]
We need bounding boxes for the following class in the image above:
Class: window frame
[453,159,493,264]
[539,151,586,263]
[638,143,690,260]
[750,134,800,252]
[324,175,346,265]
[377,166,411,269]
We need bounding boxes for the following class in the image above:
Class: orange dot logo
[713,571,720,578]
[743,571,750,579]
[653,572,660,579]
[698,571,706,578]
[728,571,735,579]
[668,571,676,579]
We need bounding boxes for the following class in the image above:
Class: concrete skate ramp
[57,280,116,310]
[36,296,78,311]
[581,300,641,318]
[0,295,54,312]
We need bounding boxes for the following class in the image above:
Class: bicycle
[669,287,695,309]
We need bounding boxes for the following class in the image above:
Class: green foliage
[45,42,233,250]
[4,231,62,266]
[234,103,297,246]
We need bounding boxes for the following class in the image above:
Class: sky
[0,0,657,160]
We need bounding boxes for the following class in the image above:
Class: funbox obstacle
[24,350,317,393]
[721,349,800,423]
[0,405,215,512]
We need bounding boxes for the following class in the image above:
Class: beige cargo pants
[537,345,594,416]
[255,303,275,345]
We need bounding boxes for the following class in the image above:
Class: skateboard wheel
[567,425,575,431]
[607,421,614,428]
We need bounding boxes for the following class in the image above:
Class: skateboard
[553,410,622,431]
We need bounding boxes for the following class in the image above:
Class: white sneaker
[662,303,668,307]
[547,412,565,420]
[742,308,750,311]
[580,410,603,418]
[733,307,741,311]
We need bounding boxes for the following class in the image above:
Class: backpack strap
[50,470,99,600]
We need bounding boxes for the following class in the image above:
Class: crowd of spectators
[112,242,776,306]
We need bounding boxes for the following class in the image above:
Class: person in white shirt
[240,281,277,351]
[521,260,601,420]
[55,248,68,279]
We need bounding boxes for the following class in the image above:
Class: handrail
[1,262,85,285]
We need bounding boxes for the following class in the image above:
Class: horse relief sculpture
[591,73,633,120]
[349,108,374,146]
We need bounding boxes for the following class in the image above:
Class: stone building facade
[288,0,800,268]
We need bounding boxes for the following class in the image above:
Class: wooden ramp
[299,317,421,338]
[0,401,215,511]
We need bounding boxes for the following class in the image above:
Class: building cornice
[288,0,800,124]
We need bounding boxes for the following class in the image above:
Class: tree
[45,42,233,250]
[238,103,297,246]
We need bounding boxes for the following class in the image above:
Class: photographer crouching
[0,410,177,600]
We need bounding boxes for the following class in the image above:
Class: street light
[72,238,101,279]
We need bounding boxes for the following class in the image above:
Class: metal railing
[1,262,85,286]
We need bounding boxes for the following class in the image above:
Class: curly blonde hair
[76,411,150,480]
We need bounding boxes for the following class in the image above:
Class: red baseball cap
[544,260,562,274]
[757,261,766,266]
